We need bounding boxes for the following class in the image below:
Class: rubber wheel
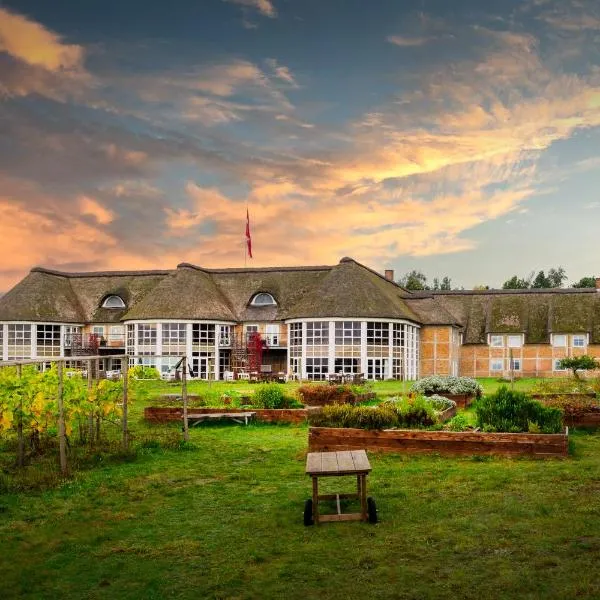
[303,499,314,526]
[367,497,378,524]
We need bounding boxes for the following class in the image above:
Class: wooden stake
[182,356,189,442]
[17,363,24,468]
[87,359,94,445]
[57,361,67,475]
[122,357,129,451]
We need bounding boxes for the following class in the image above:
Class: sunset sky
[1,0,600,291]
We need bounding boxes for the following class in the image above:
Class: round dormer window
[250,293,277,306]
[102,295,126,309]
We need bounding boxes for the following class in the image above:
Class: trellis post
[87,358,94,445]
[122,357,129,451]
[16,363,24,468]
[57,360,67,475]
[182,356,189,442]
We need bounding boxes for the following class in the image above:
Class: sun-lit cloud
[0,7,84,72]
[3,1,600,289]
[78,196,115,225]
[386,35,434,47]
[224,0,277,19]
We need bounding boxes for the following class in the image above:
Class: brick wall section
[459,344,600,378]
[420,326,461,377]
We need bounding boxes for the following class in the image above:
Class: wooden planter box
[438,404,457,422]
[145,406,317,424]
[424,392,474,408]
[531,394,600,428]
[308,427,569,458]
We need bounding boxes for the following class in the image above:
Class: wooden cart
[304,450,377,525]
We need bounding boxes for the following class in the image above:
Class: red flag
[245,208,253,259]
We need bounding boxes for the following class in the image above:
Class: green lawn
[2,376,598,599]
[2,418,600,599]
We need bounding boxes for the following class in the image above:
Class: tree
[440,276,452,290]
[547,267,567,288]
[398,270,429,291]
[531,270,551,289]
[557,355,600,379]
[572,277,596,288]
[502,275,530,290]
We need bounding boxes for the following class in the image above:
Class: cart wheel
[367,497,378,524]
[303,499,314,526]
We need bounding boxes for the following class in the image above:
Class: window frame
[507,335,523,349]
[250,293,277,307]
[490,358,504,372]
[572,334,587,348]
[265,324,280,346]
[102,295,126,309]
[489,335,504,347]
[552,334,567,348]
[553,359,567,372]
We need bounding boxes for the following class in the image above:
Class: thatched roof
[0,269,86,323]
[122,266,237,321]
[2,263,599,344]
[285,258,420,321]
[411,288,600,343]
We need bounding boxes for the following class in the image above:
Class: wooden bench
[304,450,377,525]
[186,412,256,426]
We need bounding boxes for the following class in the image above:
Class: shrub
[422,394,456,412]
[128,366,160,380]
[536,394,600,417]
[298,385,360,406]
[410,376,482,398]
[475,386,563,434]
[447,414,470,432]
[309,404,398,429]
[251,384,292,409]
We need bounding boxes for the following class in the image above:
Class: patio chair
[223,371,235,381]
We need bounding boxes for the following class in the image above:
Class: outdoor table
[304,450,377,525]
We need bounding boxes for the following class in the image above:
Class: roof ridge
[338,257,411,293]
[31,266,173,278]
[177,262,333,274]
[410,288,597,296]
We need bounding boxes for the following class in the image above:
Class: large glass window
[137,324,157,355]
[265,324,280,346]
[489,335,503,347]
[306,357,328,380]
[334,357,359,375]
[572,335,587,348]
[507,335,523,348]
[290,323,302,347]
[219,325,231,346]
[306,322,328,345]
[193,324,215,347]
[126,324,135,355]
[367,322,389,345]
[64,326,82,348]
[36,325,61,357]
[8,324,32,360]
[335,321,361,345]
[162,323,187,356]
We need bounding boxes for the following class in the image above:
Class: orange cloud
[224,0,277,18]
[78,196,115,225]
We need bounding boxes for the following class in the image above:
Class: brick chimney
[384,269,394,282]
[596,277,600,291]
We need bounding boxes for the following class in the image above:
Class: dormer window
[250,293,277,306]
[102,295,126,309]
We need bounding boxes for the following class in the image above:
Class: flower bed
[411,376,482,401]
[145,406,318,424]
[531,394,600,428]
[297,384,376,406]
[308,427,569,457]
[424,392,473,409]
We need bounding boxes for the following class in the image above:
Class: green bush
[447,414,469,432]
[128,366,160,380]
[475,386,563,434]
[251,384,293,409]
[309,404,398,429]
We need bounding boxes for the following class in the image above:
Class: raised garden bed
[424,392,474,409]
[531,394,600,428]
[438,404,457,422]
[145,406,318,424]
[308,426,569,458]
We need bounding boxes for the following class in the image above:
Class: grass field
[2,377,600,599]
